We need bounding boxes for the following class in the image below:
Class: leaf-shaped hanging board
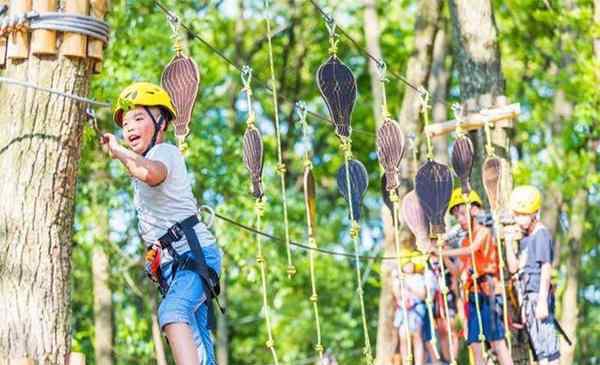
[401,190,431,252]
[451,136,474,193]
[337,159,369,222]
[482,156,512,214]
[415,160,453,236]
[242,127,264,198]
[161,54,200,142]
[316,56,357,138]
[376,118,406,191]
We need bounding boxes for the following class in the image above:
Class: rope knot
[340,138,353,159]
[276,162,286,175]
[255,198,266,217]
[350,221,360,239]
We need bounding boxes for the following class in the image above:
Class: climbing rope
[375,62,412,362]
[483,118,513,354]
[296,101,325,360]
[264,0,296,278]
[241,68,279,364]
[452,104,487,349]
[389,191,413,363]
[339,137,373,365]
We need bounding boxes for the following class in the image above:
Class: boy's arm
[504,228,520,274]
[442,228,486,257]
[102,134,167,186]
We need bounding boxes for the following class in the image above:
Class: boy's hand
[535,300,549,320]
[100,133,120,158]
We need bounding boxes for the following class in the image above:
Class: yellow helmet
[113,82,176,126]
[399,248,426,273]
[448,188,483,213]
[510,185,542,214]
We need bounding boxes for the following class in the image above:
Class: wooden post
[0,0,8,67]
[60,0,89,58]
[88,0,108,73]
[7,0,32,60]
[31,0,58,55]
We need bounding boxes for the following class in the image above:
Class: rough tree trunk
[92,206,113,365]
[362,1,397,363]
[448,1,530,363]
[0,52,93,363]
[449,0,505,197]
[428,20,451,164]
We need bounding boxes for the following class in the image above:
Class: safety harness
[142,106,165,157]
[154,215,225,325]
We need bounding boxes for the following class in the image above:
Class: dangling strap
[142,106,165,157]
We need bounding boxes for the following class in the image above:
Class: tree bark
[361,1,398,363]
[559,189,586,365]
[0,53,93,363]
[151,299,168,365]
[92,207,113,365]
[428,20,451,164]
[449,1,534,362]
[449,0,505,197]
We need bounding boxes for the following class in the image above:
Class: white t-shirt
[132,143,215,263]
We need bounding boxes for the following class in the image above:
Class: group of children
[101,81,562,365]
[391,188,562,365]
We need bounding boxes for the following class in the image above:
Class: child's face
[514,212,534,231]
[122,107,158,154]
[451,204,479,230]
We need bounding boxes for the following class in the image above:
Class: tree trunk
[361,1,399,363]
[449,1,533,363]
[0,53,93,362]
[151,299,168,365]
[449,0,505,197]
[428,20,451,164]
[363,0,384,126]
[92,207,114,365]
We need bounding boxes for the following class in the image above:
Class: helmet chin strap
[142,106,164,157]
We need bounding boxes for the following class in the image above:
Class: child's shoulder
[148,143,182,158]
[532,224,552,241]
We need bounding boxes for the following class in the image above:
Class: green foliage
[70,0,599,363]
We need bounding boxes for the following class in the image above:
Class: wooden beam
[7,0,32,60]
[87,0,108,72]
[31,0,58,55]
[60,0,89,58]
[424,103,520,138]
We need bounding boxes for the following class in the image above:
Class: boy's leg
[490,340,513,365]
[469,342,484,365]
[412,332,424,365]
[164,323,200,365]
[191,302,216,365]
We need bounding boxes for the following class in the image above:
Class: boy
[392,248,434,365]
[505,185,560,364]
[102,82,221,365]
[440,189,513,365]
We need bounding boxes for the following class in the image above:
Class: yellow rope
[298,102,325,360]
[464,199,487,347]
[435,236,457,365]
[264,0,295,278]
[341,137,373,365]
[241,71,279,363]
[418,87,434,160]
[254,198,279,365]
[389,191,413,363]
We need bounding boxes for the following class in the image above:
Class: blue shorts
[158,244,222,365]
[466,293,505,345]
[394,302,433,342]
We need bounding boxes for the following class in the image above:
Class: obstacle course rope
[264,0,296,278]
[297,102,325,360]
[241,68,279,364]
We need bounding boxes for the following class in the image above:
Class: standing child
[392,249,436,365]
[102,82,222,365]
[505,185,560,364]
[440,189,513,365]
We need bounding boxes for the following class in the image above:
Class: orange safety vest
[459,226,500,295]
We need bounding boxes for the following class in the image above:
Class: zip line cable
[152,0,375,138]
[307,0,452,109]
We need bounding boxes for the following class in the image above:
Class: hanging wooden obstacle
[316,55,357,138]
[161,53,201,148]
[414,160,453,236]
[0,0,109,71]
[376,118,406,192]
[401,189,430,252]
[451,136,475,193]
[242,126,265,199]
[336,159,369,222]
